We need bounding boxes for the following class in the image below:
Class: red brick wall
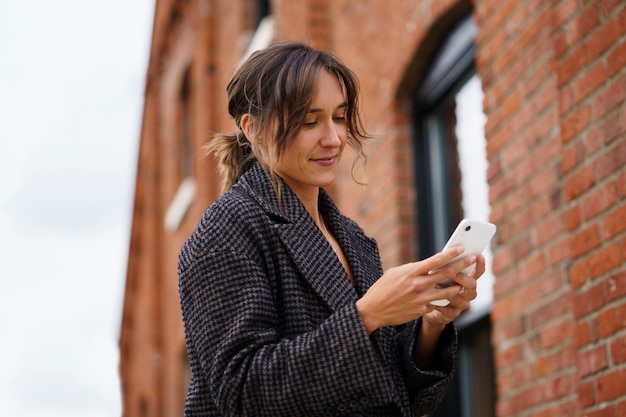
[120,0,626,416]
[476,0,626,416]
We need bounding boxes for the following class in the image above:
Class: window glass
[454,73,493,317]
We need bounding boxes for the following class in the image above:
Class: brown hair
[205,41,369,194]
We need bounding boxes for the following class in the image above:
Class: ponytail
[203,130,257,194]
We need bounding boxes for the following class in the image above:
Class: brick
[561,141,585,175]
[512,384,544,411]
[588,241,622,279]
[534,77,557,115]
[553,0,579,29]
[575,320,591,348]
[494,342,523,370]
[598,308,617,337]
[599,0,623,18]
[493,317,524,344]
[597,368,626,402]
[607,40,626,77]
[600,111,623,146]
[553,31,568,59]
[577,345,609,378]
[561,104,591,144]
[596,135,626,181]
[519,6,550,49]
[606,271,626,302]
[529,292,571,330]
[538,344,575,377]
[587,17,620,60]
[591,77,626,126]
[535,216,563,245]
[585,124,604,156]
[618,400,626,417]
[573,282,605,319]
[603,203,626,240]
[541,319,573,349]
[610,334,626,364]
[500,88,522,124]
[549,234,572,265]
[619,3,626,32]
[557,43,587,87]
[617,171,626,198]
[564,163,596,202]
[569,223,602,259]
[570,259,588,289]
[566,3,600,46]
[578,380,595,408]
[529,164,558,197]
[583,181,619,221]
[564,203,582,231]
[572,60,607,104]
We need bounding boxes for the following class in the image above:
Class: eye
[333,115,346,123]
[302,120,317,128]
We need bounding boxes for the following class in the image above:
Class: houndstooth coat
[178,162,457,417]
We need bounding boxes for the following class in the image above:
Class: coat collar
[237,163,362,311]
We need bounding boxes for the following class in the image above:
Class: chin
[317,177,337,188]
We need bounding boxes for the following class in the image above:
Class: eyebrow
[307,103,348,114]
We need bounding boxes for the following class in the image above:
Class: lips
[311,156,337,166]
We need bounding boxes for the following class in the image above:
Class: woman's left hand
[422,254,486,327]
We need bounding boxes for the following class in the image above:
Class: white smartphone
[430,219,496,307]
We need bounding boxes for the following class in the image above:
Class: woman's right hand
[355,246,476,334]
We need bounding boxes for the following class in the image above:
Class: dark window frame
[411,14,496,417]
[413,14,478,259]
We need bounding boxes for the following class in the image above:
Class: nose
[320,120,343,147]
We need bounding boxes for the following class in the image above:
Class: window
[240,0,274,64]
[164,67,196,233]
[179,69,194,179]
[412,14,496,417]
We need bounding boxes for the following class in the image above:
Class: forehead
[309,70,347,107]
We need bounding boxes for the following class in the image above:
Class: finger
[443,286,473,308]
[430,283,467,307]
[420,245,465,274]
[469,255,486,279]
[430,255,477,285]
[447,269,478,290]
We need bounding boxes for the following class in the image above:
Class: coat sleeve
[179,247,398,417]
[396,319,457,416]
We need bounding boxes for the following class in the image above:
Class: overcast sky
[0,1,155,415]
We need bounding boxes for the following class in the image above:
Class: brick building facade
[119,0,626,416]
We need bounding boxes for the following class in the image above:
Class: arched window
[412,14,496,417]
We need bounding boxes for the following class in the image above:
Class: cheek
[339,130,349,148]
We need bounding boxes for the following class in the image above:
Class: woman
[178,41,484,417]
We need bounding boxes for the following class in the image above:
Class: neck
[298,187,322,226]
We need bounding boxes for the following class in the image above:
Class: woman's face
[273,70,348,198]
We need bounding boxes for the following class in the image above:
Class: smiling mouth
[311,156,337,166]
[313,156,336,161]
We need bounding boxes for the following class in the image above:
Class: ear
[240,114,262,146]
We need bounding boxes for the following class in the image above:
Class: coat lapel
[239,164,358,312]
[275,217,358,312]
